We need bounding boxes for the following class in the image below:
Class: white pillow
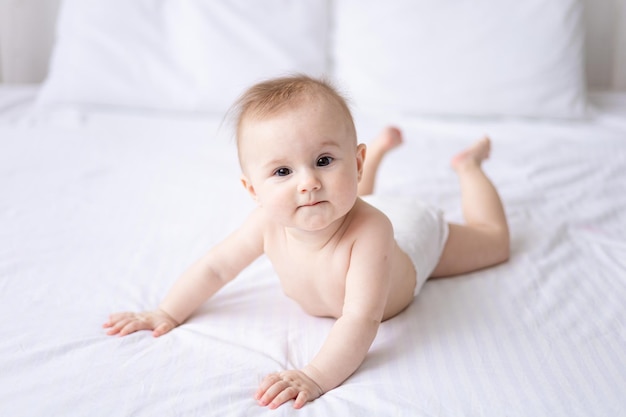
[332,0,587,118]
[37,0,329,114]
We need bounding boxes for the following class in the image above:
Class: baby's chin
[290,214,345,233]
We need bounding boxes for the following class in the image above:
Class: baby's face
[239,98,364,232]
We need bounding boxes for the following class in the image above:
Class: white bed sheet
[1,87,625,416]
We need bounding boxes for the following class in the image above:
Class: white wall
[0,0,61,84]
[0,0,624,90]
[583,0,626,90]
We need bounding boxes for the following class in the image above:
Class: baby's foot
[368,126,403,159]
[451,136,491,171]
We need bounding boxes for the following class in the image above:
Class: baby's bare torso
[263,202,417,321]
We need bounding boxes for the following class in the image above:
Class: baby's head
[231,75,365,230]
[232,74,357,169]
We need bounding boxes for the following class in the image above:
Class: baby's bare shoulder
[352,198,393,230]
[344,199,394,244]
[236,207,270,243]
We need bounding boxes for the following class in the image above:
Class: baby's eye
[273,167,292,177]
[317,156,333,167]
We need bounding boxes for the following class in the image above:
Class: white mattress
[1,87,625,416]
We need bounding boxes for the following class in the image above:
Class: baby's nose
[298,171,321,193]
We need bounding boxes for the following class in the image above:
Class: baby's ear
[240,175,257,200]
[356,143,367,181]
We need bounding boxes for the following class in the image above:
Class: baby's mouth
[299,201,324,208]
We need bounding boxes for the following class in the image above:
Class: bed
[1,1,625,416]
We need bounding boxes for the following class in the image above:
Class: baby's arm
[256,216,394,408]
[104,210,265,337]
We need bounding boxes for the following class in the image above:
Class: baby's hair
[230,74,356,148]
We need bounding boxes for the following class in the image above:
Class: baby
[104,75,510,409]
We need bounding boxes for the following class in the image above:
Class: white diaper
[361,195,449,296]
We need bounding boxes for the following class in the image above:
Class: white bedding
[1,87,625,416]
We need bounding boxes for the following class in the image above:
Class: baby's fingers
[104,317,134,336]
[293,391,311,409]
[117,318,157,336]
[255,374,282,404]
[268,387,299,409]
[103,313,150,336]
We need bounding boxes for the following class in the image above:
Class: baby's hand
[103,309,179,337]
[255,370,323,409]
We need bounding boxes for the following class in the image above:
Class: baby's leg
[430,137,510,277]
[358,127,403,196]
